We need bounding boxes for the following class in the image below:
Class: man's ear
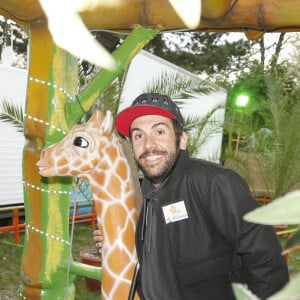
[179,131,188,150]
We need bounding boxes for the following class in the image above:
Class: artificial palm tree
[143,71,224,159]
[225,60,300,300]
[0,98,23,132]
[224,66,300,199]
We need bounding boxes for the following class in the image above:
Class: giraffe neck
[88,134,137,213]
[87,133,138,300]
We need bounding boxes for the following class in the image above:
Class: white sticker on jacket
[162,201,188,224]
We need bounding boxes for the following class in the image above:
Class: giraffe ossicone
[37,109,140,300]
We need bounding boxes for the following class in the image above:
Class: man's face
[130,115,186,185]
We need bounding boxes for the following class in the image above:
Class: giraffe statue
[37,109,141,300]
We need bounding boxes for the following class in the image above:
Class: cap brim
[115,105,176,136]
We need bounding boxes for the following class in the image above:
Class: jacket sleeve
[205,169,289,299]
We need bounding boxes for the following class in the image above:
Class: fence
[1,196,299,263]
[0,200,96,245]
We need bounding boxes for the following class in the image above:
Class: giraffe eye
[73,136,89,148]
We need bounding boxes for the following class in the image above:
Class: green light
[236,94,249,107]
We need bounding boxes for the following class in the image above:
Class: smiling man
[96,93,289,299]
[130,114,187,186]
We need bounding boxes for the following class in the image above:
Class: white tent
[0,64,27,205]
[0,50,227,206]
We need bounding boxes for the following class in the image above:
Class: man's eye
[156,129,165,135]
[73,136,89,148]
[133,133,143,140]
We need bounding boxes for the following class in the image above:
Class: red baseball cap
[115,93,184,137]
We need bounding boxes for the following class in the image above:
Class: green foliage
[184,105,223,158]
[0,225,100,300]
[232,283,260,300]
[143,71,223,158]
[145,32,253,76]
[244,191,300,225]
[83,74,126,121]
[0,99,24,132]
[0,16,28,68]
[226,63,267,109]
[268,273,300,300]
[226,53,300,299]
[143,71,218,99]
[235,191,300,300]
[224,64,300,198]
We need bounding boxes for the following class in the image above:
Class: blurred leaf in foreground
[244,190,300,225]
[232,283,260,300]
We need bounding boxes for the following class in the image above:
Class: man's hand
[93,229,103,254]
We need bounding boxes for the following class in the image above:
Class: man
[95,93,289,299]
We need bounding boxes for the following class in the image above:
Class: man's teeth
[145,155,160,161]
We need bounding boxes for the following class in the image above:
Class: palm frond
[184,105,223,132]
[143,71,219,102]
[226,68,300,198]
[224,151,255,189]
[0,99,24,133]
[185,105,224,158]
[143,70,223,160]
[82,69,128,122]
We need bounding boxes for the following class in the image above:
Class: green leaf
[285,227,300,252]
[232,283,260,300]
[0,99,24,133]
[244,190,300,225]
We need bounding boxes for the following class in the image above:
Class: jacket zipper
[140,197,153,253]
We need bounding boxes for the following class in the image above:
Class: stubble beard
[136,148,179,185]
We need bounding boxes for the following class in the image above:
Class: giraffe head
[37,110,114,178]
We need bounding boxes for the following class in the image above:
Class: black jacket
[135,150,289,300]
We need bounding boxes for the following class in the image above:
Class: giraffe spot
[101,269,114,297]
[81,164,92,172]
[111,281,132,299]
[94,172,106,186]
[71,169,80,176]
[116,160,128,181]
[58,166,71,175]
[73,159,82,167]
[106,246,131,275]
[124,181,132,193]
[122,221,136,254]
[109,146,118,161]
[91,158,98,167]
[123,261,136,281]
[104,204,127,243]
[55,148,64,157]
[96,190,111,201]
[125,195,136,211]
[100,159,110,170]
[99,140,106,150]
[107,174,121,198]
[57,156,68,167]
[93,201,103,216]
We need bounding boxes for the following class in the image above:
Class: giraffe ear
[100,110,114,135]
[88,110,105,126]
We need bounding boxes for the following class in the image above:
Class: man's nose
[143,134,155,149]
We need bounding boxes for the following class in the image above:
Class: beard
[135,148,179,185]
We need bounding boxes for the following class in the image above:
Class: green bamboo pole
[68,261,102,281]
[20,23,159,299]
[65,25,159,127]
[20,23,78,300]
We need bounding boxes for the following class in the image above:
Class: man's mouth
[139,150,166,160]
[144,154,161,162]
